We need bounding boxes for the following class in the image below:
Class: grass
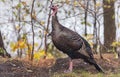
[52,70,120,77]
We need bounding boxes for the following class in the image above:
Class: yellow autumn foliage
[34,50,54,60]
[18,39,27,49]
[31,14,36,20]
[26,44,32,53]
[111,41,120,47]
[96,2,101,7]
[10,39,27,51]
[83,34,94,47]
[83,34,93,41]
[16,25,20,30]
[21,1,27,6]
[65,0,70,4]
[40,21,45,26]
[10,42,19,51]
[74,1,78,6]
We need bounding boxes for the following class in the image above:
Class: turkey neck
[52,12,62,32]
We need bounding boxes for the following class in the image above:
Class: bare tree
[44,0,53,59]
[103,0,116,51]
[84,0,89,36]
[30,0,35,61]
[0,31,11,58]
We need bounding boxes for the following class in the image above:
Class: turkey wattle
[50,5,104,73]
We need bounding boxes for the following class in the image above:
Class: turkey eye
[51,5,54,8]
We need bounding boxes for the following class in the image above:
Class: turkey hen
[50,5,104,73]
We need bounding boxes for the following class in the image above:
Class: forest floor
[0,53,120,77]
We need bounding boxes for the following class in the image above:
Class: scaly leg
[64,59,73,73]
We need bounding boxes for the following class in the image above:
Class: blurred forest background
[0,0,120,61]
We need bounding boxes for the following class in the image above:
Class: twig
[44,0,53,59]
[30,0,35,61]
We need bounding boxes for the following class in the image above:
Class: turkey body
[50,5,104,73]
[51,15,93,60]
[51,25,92,59]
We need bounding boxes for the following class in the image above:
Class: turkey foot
[64,69,72,73]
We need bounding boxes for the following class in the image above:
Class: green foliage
[80,71,91,77]
[107,0,111,3]
[1,0,5,2]
[52,71,120,77]
[16,3,21,9]
[0,48,5,54]
[53,72,77,77]
[112,15,115,19]
[81,21,92,26]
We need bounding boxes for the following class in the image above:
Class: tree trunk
[93,0,97,53]
[0,31,11,58]
[103,0,116,51]
[84,0,89,36]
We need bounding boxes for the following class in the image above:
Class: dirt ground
[0,54,120,77]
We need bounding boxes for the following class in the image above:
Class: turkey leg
[64,59,73,73]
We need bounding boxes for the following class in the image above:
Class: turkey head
[50,5,58,16]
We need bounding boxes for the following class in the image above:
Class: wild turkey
[50,5,104,73]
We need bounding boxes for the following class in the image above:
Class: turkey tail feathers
[84,59,105,73]
[94,63,105,73]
